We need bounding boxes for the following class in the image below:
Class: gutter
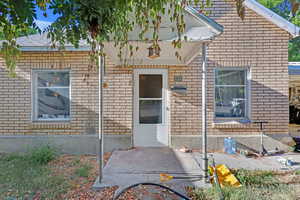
[244,0,300,38]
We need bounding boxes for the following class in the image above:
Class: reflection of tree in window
[35,71,70,120]
[215,69,247,118]
[38,72,69,87]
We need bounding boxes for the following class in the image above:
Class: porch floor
[93,147,300,197]
[93,147,207,195]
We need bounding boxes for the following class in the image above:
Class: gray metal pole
[201,43,208,182]
[98,44,104,183]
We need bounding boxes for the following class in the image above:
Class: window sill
[33,119,71,122]
[212,119,253,129]
[29,121,71,130]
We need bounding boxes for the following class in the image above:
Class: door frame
[133,68,169,147]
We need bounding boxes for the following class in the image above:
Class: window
[214,68,249,118]
[33,70,70,121]
[139,75,162,124]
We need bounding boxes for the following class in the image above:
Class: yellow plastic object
[160,173,173,182]
[209,164,241,188]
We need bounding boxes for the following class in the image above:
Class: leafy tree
[289,38,300,61]
[259,0,282,8]
[259,0,300,62]
[289,8,300,61]
[258,0,283,8]
[0,27,37,40]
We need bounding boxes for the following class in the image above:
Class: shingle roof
[10,33,90,51]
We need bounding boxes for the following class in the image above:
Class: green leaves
[258,0,300,61]
[0,0,47,76]
[44,0,212,63]
[0,41,20,77]
[259,0,283,8]
[289,37,300,61]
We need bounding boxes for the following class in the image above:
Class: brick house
[0,0,299,154]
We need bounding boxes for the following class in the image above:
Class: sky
[35,5,58,22]
[35,5,58,30]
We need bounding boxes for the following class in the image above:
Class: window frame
[32,69,71,122]
[213,67,251,120]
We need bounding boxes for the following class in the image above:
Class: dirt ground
[48,153,118,200]
[49,153,183,200]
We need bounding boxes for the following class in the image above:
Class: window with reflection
[139,74,163,124]
[215,69,248,118]
[33,70,70,121]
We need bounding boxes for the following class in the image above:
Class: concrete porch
[93,147,207,195]
[93,147,300,196]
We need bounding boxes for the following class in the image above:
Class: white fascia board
[244,0,300,38]
[289,62,300,66]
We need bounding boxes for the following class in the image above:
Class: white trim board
[289,62,300,66]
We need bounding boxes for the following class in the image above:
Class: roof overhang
[2,6,223,66]
[103,6,223,66]
[244,0,300,38]
[124,6,223,42]
[103,41,204,66]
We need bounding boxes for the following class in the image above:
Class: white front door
[133,69,169,147]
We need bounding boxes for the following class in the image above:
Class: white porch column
[201,42,208,181]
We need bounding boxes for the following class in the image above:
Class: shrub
[28,145,57,165]
[0,153,24,162]
[233,169,278,187]
[75,164,92,177]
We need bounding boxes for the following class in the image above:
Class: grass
[0,150,115,199]
[189,169,297,200]
[0,146,69,200]
[75,164,92,177]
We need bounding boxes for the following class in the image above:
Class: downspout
[202,42,208,182]
[98,44,104,183]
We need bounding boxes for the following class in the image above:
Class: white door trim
[133,68,169,147]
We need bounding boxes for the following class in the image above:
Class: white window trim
[213,67,251,121]
[32,69,71,122]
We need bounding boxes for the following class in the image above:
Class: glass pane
[139,100,162,124]
[139,75,162,98]
[38,71,69,87]
[215,86,246,118]
[37,88,70,119]
[215,70,246,86]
